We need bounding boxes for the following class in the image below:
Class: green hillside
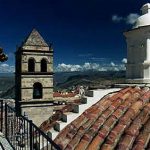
[0,71,125,99]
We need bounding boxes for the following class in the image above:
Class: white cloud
[122,58,127,63]
[0,63,15,73]
[1,64,9,67]
[112,15,123,23]
[83,62,102,71]
[55,61,126,72]
[56,63,82,72]
[112,13,140,25]
[126,13,140,24]
[56,63,99,72]
[110,62,115,67]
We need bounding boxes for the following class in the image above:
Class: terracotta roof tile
[119,87,132,94]
[101,144,113,150]
[53,92,77,98]
[86,135,103,150]
[72,115,88,129]
[54,87,150,150]
[133,145,144,150]
[133,119,150,150]
[106,124,126,145]
[118,135,135,149]
[65,134,81,150]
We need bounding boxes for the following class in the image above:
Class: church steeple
[15,29,54,126]
[22,29,48,47]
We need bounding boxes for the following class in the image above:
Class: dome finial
[141,3,150,15]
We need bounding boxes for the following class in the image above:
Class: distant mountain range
[55,71,125,90]
[54,70,125,84]
[0,73,15,77]
[0,74,15,99]
[0,71,125,99]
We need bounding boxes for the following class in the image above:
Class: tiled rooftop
[53,87,150,150]
[53,92,77,98]
[39,99,81,132]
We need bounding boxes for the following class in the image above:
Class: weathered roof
[22,29,48,47]
[53,92,77,98]
[54,87,150,150]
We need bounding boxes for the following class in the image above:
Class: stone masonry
[15,29,54,126]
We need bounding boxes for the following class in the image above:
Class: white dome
[134,3,150,28]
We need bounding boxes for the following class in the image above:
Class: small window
[33,82,42,99]
[28,58,35,72]
[41,58,47,72]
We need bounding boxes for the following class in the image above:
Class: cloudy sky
[0,0,148,72]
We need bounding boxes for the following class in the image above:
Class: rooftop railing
[0,100,61,150]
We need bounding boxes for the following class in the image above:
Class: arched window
[28,58,35,72]
[41,58,47,72]
[33,82,42,99]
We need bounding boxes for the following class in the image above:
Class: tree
[0,47,8,62]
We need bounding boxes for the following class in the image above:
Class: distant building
[15,29,53,125]
[124,3,150,83]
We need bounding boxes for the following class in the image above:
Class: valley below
[0,71,125,99]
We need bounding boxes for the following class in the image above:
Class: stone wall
[21,104,53,126]
[21,52,53,72]
[21,88,53,101]
[21,76,53,101]
[21,76,53,88]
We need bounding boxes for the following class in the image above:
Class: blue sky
[0,0,148,72]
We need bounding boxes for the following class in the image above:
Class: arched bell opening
[33,82,43,99]
[41,58,47,72]
[28,58,35,72]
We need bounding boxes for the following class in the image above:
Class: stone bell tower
[15,29,53,125]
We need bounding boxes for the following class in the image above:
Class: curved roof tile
[54,87,150,150]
